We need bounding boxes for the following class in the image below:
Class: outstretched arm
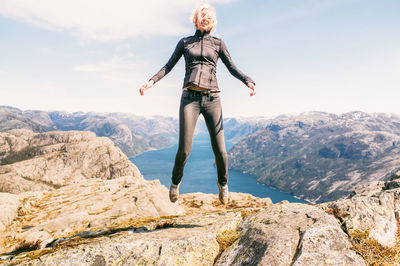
[139,39,184,96]
[219,39,256,96]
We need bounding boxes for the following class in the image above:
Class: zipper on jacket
[198,35,204,86]
[209,67,213,88]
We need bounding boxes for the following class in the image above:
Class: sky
[0,0,399,118]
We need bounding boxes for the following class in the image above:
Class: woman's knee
[176,149,191,161]
[214,150,228,161]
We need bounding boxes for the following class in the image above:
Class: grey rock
[0,193,20,231]
[0,129,140,193]
[13,211,242,266]
[215,203,365,266]
[0,176,185,254]
[321,182,399,247]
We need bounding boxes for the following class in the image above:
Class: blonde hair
[191,4,217,32]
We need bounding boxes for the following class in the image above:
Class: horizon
[2,104,399,120]
[1,0,399,117]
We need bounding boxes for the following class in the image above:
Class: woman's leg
[202,94,228,186]
[171,92,200,185]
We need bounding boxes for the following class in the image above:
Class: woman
[140,4,256,205]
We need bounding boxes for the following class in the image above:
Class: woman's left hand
[248,82,256,96]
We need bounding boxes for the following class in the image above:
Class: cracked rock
[215,202,365,266]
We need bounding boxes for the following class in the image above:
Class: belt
[187,89,219,95]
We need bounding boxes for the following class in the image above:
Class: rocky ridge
[229,111,400,203]
[0,129,140,194]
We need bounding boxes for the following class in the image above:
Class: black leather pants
[171,90,228,186]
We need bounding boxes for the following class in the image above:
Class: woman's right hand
[139,80,154,96]
[248,82,256,96]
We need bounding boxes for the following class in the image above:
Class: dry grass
[216,229,241,253]
[25,248,54,259]
[324,206,349,219]
[350,225,400,265]
[325,206,400,265]
[240,209,260,218]
[214,229,241,263]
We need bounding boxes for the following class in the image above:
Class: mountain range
[0,106,179,157]
[2,106,400,203]
[228,111,400,203]
[0,106,264,158]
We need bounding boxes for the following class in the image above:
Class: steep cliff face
[0,129,140,193]
[229,111,400,203]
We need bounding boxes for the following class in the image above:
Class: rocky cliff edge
[0,129,140,194]
[3,174,400,265]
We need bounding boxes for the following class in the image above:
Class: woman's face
[196,10,215,32]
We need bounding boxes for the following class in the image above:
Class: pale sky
[1,0,399,118]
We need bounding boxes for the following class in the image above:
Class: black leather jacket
[150,30,255,91]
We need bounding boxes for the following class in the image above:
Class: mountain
[0,107,47,132]
[223,116,270,144]
[229,111,400,203]
[0,106,179,158]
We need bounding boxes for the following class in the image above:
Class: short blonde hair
[191,4,217,31]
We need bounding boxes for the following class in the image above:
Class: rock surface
[320,175,400,247]
[0,176,185,255]
[0,177,275,265]
[215,203,365,266]
[0,193,20,232]
[0,186,373,265]
[15,211,242,266]
[2,174,400,265]
[0,129,140,193]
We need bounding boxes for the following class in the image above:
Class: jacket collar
[195,29,210,37]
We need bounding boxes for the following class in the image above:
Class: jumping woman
[139,4,256,204]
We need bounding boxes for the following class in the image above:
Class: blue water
[130,135,307,204]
